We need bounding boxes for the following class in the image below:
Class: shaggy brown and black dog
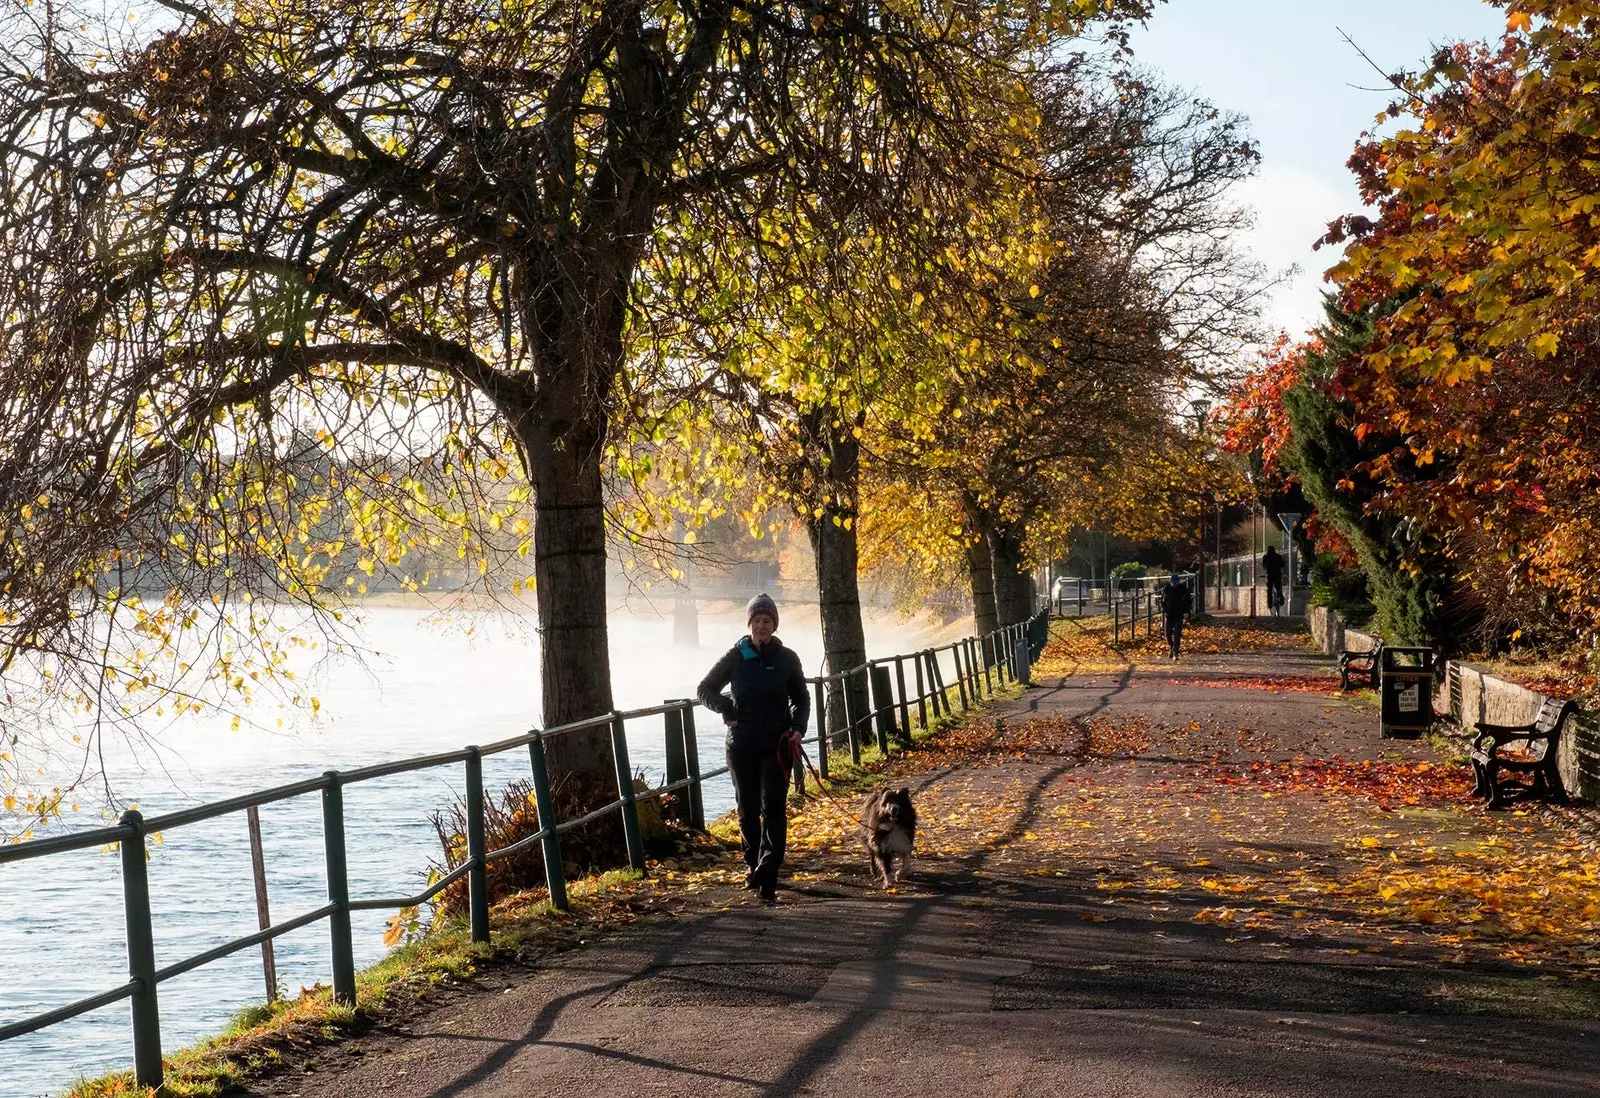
[861,786,917,888]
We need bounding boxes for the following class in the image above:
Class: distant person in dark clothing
[1263,545,1286,616]
[1161,574,1193,659]
[696,593,809,904]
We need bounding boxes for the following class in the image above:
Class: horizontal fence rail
[0,610,1050,1089]
[1050,571,1197,621]
[1050,573,1198,646]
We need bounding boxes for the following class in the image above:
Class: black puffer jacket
[696,636,810,752]
[1161,582,1193,621]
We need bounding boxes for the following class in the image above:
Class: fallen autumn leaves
[784,618,1600,974]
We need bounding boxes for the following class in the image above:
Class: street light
[1187,398,1213,610]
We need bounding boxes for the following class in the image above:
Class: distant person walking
[696,593,809,904]
[1161,574,1193,660]
[1263,545,1286,617]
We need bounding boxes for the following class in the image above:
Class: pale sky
[1129,0,1507,336]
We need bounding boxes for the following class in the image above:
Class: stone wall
[1308,606,1378,658]
[1309,606,1343,654]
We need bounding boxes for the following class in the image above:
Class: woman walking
[697,593,810,903]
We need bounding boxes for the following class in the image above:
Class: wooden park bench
[1338,635,1382,692]
[1469,695,1574,809]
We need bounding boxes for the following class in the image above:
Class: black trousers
[1164,616,1185,657]
[727,744,788,886]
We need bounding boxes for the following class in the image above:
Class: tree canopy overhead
[0,0,1155,816]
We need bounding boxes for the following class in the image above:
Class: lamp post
[1215,497,1223,604]
[1188,399,1212,611]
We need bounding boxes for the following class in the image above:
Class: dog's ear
[896,787,910,800]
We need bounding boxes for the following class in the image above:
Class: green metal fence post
[609,713,647,871]
[320,771,357,1005]
[913,652,927,728]
[682,705,706,830]
[983,635,996,693]
[929,650,950,717]
[842,674,862,765]
[949,644,963,705]
[526,733,569,910]
[894,655,911,738]
[664,706,690,826]
[811,680,828,781]
[463,747,491,945]
[119,810,163,1091]
[870,663,901,750]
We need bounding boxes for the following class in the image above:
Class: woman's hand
[778,728,803,767]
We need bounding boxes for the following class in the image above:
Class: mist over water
[0,602,947,1098]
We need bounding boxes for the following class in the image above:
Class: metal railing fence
[1050,572,1197,620]
[1047,573,1198,646]
[1107,576,1202,646]
[0,610,1048,1090]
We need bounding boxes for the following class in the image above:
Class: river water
[0,602,947,1098]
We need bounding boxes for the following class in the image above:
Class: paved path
[249,622,1600,1097]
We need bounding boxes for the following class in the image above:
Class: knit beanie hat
[746,592,779,629]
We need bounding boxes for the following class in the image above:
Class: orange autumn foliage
[1324,7,1600,646]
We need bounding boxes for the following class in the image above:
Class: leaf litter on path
[785,617,1600,974]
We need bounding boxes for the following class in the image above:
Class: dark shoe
[759,882,777,904]
[744,871,759,891]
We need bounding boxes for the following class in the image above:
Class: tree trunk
[508,383,616,786]
[960,492,998,636]
[800,411,870,742]
[989,523,1032,626]
[808,511,871,743]
[965,537,998,637]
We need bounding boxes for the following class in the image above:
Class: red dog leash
[792,741,854,810]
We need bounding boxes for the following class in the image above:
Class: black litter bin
[1379,646,1437,738]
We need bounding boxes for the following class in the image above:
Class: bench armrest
[1475,723,1549,743]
